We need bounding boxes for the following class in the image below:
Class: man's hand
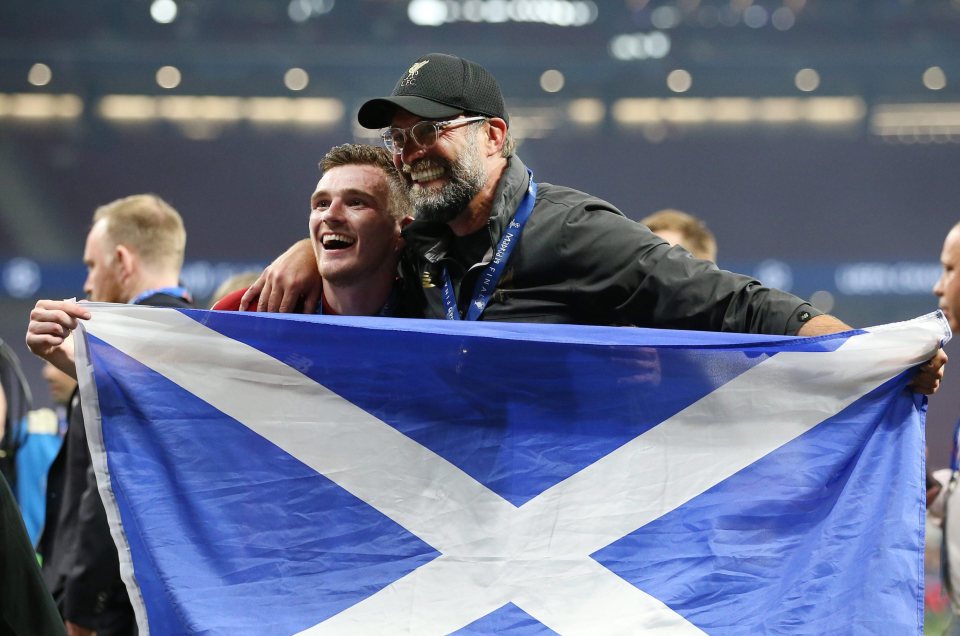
[26,299,91,379]
[794,313,945,395]
[911,348,946,395]
[240,239,321,313]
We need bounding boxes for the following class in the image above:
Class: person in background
[11,363,76,544]
[0,338,33,488]
[1,471,66,636]
[928,221,960,633]
[208,271,262,308]
[640,208,717,263]
[25,194,192,636]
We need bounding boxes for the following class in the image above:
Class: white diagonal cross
[79,308,945,635]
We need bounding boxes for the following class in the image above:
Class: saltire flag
[73,305,948,635]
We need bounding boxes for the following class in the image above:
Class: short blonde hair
[641,208,717,262]
[93,194,186,272]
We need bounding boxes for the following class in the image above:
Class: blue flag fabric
[73,306,948,635]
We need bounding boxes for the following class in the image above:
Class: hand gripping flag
[73,306,948,635]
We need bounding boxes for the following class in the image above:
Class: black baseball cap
[357,53,509,129]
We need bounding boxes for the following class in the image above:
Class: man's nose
[400,141,427,166]
[321,199,347,224]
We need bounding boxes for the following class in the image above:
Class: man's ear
[484,117,508,157]
[114,244,137,280]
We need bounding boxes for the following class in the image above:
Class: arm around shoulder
[240,239,321,313]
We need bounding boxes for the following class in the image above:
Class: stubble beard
[410,142,487,225]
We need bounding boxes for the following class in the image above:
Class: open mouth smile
[322,233,356,250]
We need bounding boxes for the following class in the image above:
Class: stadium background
[1,7,957,617]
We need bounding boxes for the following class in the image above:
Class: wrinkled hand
[26,299,90,362]
[240,239,321,313]
[910,348,947,395]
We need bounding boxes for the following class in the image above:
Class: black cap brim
[357,96,465,129]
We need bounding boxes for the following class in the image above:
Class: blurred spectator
[928,221,960,633]
[26,194,191,636]
[1,471,66,636]
[208,271,262,308]
[0,338,33,491]
[11,363,75,544]
[640,209,717,262]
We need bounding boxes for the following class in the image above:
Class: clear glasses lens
[381,117,484,154]
[381,129,406,153]
[409,121,439,148]
[381,121,439,154]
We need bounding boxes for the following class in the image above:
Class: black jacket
[39,291,192,635]
[402,155,820,334]
[0,472,65,636]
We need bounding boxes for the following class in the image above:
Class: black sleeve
[0,473,67,636]
[60,457,126,628]
[559,204,821,335]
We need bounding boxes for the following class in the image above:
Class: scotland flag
[73,305,947,635]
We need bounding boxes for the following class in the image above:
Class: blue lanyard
[441,170,537,321]
[130,286,192,306]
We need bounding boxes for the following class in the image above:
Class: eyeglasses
[380,116,487,155]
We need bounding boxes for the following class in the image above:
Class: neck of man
[322,269,395,316]
[448,158,508,237]
[124,270,182,303]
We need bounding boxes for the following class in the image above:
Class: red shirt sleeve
[211,287,257,311]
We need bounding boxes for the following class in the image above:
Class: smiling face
[934,225,960,334]
[309,164,402,288]
[391,112,488,225]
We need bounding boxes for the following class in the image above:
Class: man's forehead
[313,164,387,195]
[946,227,960,248]
[84,222,106,253]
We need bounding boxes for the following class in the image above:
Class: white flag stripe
[81,307,518,551]
[300,555,701,636]
[516,315,944,556]
[82,306,705,632]
[298,558,509,635]
[314,315,943,633]
[513,558,706,635]
[79,307,946,634]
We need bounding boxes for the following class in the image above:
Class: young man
[214,144,412,316]
[26,194,192,636]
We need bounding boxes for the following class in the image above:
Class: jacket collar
[484,155,530,245]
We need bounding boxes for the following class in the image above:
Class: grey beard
[412,147,487,224]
